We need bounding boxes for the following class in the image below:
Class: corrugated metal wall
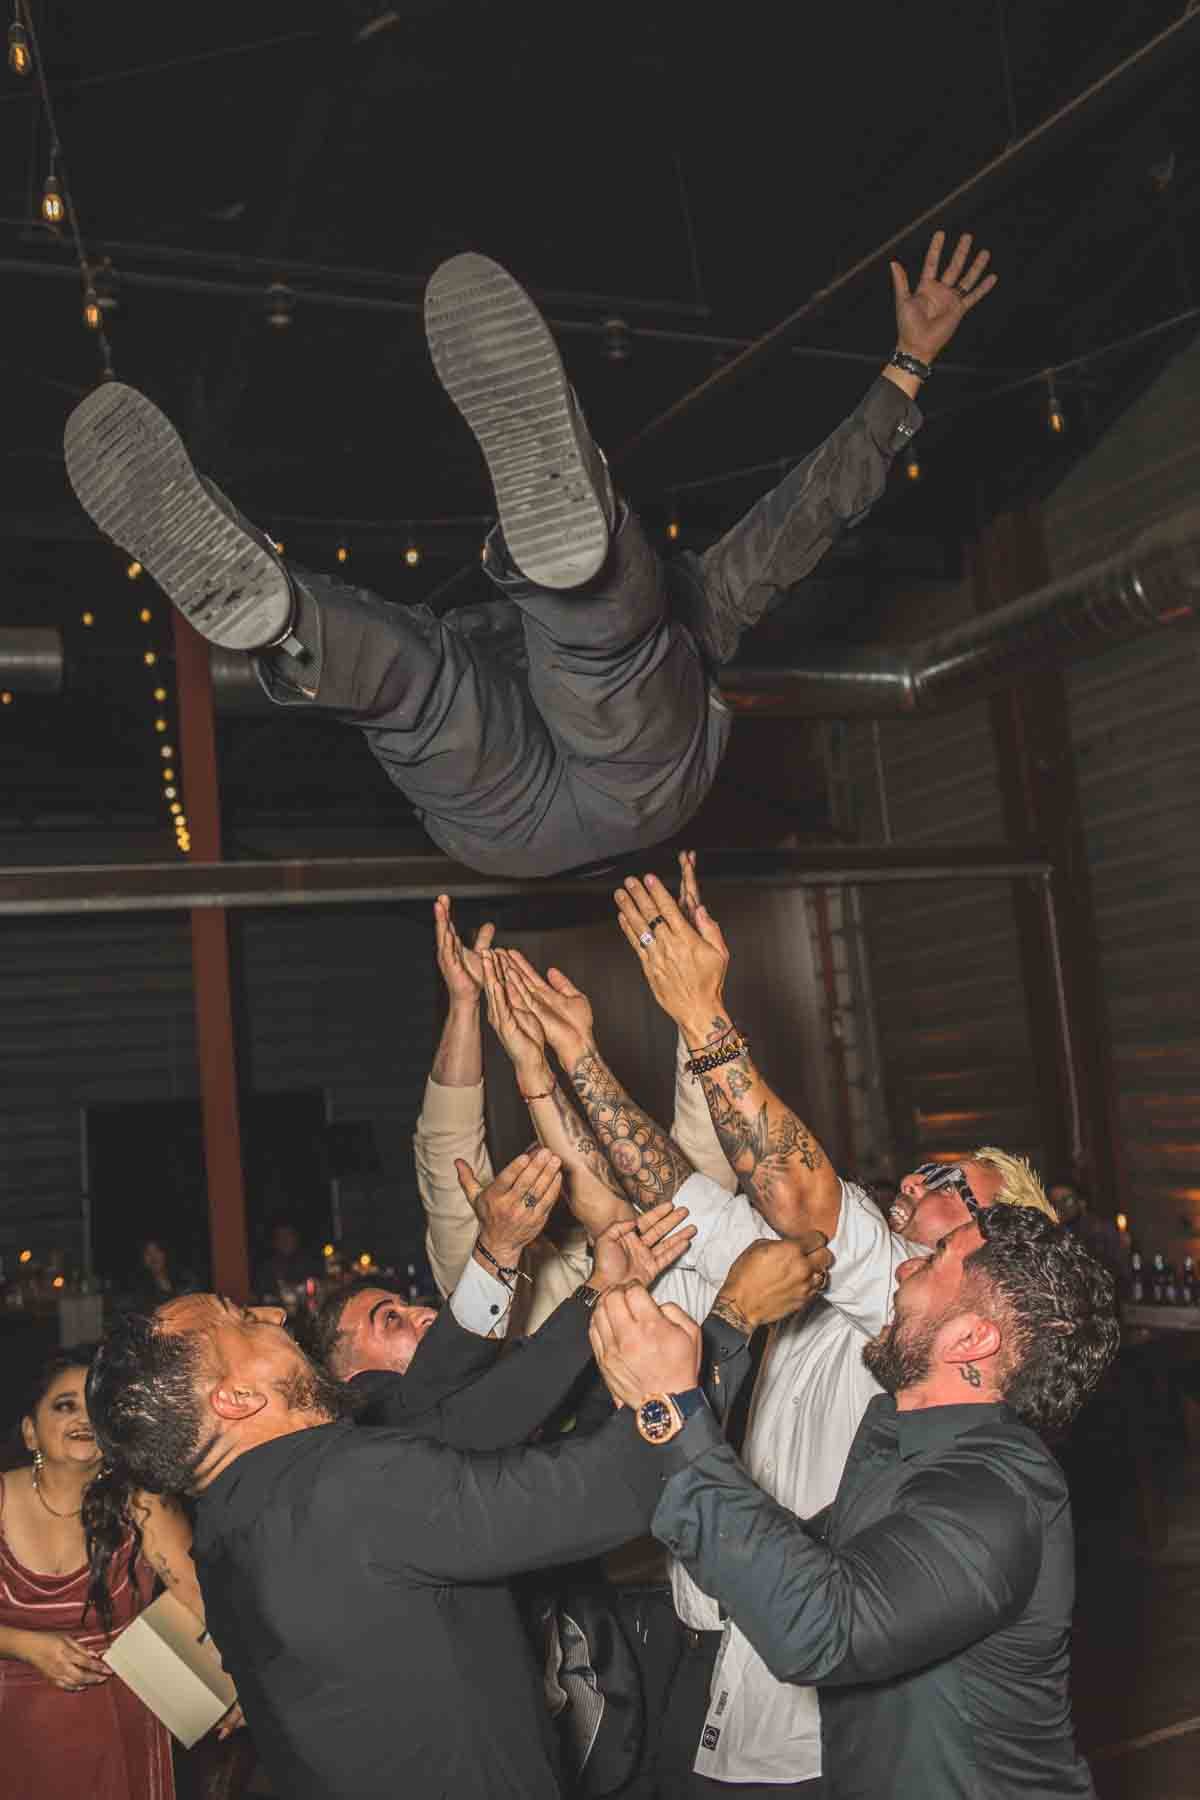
[1046,331,1200,1258]
[0,905,439,1275]
[841,606,1043,1177]
[841,329,1200,1212]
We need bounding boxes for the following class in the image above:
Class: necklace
[32,1465,83,1520]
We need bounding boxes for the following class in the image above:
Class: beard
[862,1311,945,1396]
[274,1355,359,1421]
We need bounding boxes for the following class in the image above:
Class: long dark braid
[82,1458,149,1634]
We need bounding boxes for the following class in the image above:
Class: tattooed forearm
[546,1082,626,1200]
[699,1054,825,1218]
[709,1296,754,1338]
[569,1050,695,1210]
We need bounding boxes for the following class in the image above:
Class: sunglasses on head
[911,1162,981,1218]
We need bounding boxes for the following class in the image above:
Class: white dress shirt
[655,1171,920,1784]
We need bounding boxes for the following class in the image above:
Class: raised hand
[590,1283,702,1410]
[591,1199,697,1293]
[501,951,596,1064]
[434,894,495,1004]
[890,229,998,366]
[712,1236,834,1336]
[480,950,551,1094]
[455,1146,563,1268]
[614,871,731,1044]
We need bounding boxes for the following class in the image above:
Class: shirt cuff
[449,1257,513,1338]
[421,1075,487,1128]
[863,374,923,452]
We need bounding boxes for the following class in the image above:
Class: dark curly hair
[20,1343,98,1426]
[305,1277,405,1377]
[85,1311,216,1498]
[963,1205,1119,1436]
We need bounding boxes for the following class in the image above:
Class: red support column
[173,616,251,1300]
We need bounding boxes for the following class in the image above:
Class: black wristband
[889,348,933,381]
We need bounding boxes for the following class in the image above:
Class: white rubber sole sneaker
[64,383,293,652]
[424,253,611,591]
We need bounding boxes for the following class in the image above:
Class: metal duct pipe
[722,501,1200,716]
[0,627,65,695]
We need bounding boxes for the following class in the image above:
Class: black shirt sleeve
[353,1291,596,1450]
[356,1405,724,1584]
[652,1441,1041,1687]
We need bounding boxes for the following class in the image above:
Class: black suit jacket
[192,1398,710,1800]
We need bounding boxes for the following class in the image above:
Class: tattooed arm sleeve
[525,1080,637,1236]
[565,1047,696,1213]
[686,1014,843,1241]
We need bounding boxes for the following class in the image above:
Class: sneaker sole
[63,383,293,653]
[425,254,609,590]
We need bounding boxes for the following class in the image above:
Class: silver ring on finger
[523,1194,538,1209]
[638,929,654,948]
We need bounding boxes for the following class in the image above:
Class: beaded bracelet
[475,1241,531,1287]
[889,348,933,381]
[686,1035,750,1078]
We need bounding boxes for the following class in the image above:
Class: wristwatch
[575,1283,603,1310]
[635,1387,707,1444]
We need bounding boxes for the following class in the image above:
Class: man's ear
[939,1313,1003,1369]
[209,1384,269,1422]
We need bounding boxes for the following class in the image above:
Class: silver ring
[638,929,654,948]
[522,1194,538,1209]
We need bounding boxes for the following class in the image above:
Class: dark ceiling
[1,0,1198,852]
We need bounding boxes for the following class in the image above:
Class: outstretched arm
[614,865,842,1242]
[479,948,634,1238]
[503,950,697,1214]
[415,897,497,1296]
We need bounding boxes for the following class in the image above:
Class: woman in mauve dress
[0,1345,218,1798]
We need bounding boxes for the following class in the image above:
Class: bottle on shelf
[1151,1252,1167,1304]
[1130,1251,1145,1304]
[1182,1255,1196,1307]
[1165,1257,1179,1305]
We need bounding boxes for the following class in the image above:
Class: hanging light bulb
[404,532,421,568]
[162,766,175,782]
[40,155,64,225]
[169,801,182,816]
[273,539,285,555]
[153,686,167,702]
[80,610,94,626]
[164,785,177,800]
[903,446,923,484]
[143,650,157,667]
[264,282,294,330]
[160,743,174,758]
[128,560,144,581]
[336,543,349,565]
[154,717,167,732]
[1045,371,1066,437]
[1,690,12,705]
[602,317,633,365]
[666,495,681,542]
[82,284,101,331]
[8,15,30,76]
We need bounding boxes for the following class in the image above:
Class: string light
[8,13,30,76]
[666,493,680,541]
[153,686,167,702]
[264,282,294,330]
[160,743,173,758]
[162,766,175,781]
[273,539,285,555]
[164,785,177,799]
[404,527,421,568]
[1,690,12,705]
[1045,370,1066,436]
[904,446,923,484]
[336,543,349,564]
[143,650,157,666]
[40,154,63,225]
[154,717,167,732]
[80,610,94,626]
[82,282,100,330]
[1116,1212,1129,1232]
[127,560,144,580]
[18,1249,31,1264]
[169,802,182,816]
